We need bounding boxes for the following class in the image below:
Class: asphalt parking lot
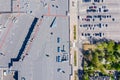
[78,0,120,42]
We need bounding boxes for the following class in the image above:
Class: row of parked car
[56,54,68,62]
[56,39,68,62]
[80,23,108,29]
[81,32,104,37]
[83,0,104,3]
[82,14,113,22]
[87,5,109,13]
[86,15,112,19]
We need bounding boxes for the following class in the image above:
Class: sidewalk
[69,0,79,80]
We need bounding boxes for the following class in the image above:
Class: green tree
[105,55,112,63]
[102,42,108,49]
[107,40,115,53]
[108,40,115,47]
[111,62,120,70]
[116,44,120,53]
[83,72,89,80]
[91,52,100,68]
[97,43,104,51]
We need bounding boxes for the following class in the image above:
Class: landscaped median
[74,70,78,80]
[74,50,77,66]
[73,25,77,40]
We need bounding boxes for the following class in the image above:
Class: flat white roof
[0,0,11,12]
